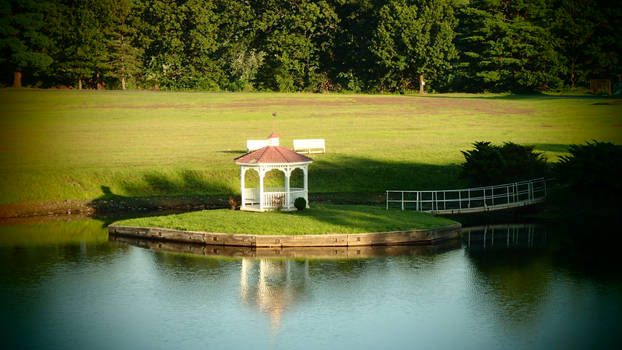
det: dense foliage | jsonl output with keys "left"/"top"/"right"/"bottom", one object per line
{"left": 1, "top": 0, "right": 620, "bottom": 92}
{"left": 460, "top": 141, "right": 548, "bottom": 186}
{"left": 555, "top": 141, "right": 622, "bottom": 196}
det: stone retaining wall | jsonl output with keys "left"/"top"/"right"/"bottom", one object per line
{"left": 108, "top": 223, "right": 461, "bottom": 247}
{"left": 109, "top": 235, "right": 462, "bottom": 259}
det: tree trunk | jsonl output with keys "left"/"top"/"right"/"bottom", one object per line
{"left": 121, "top": 76, "right": 126, "bottom": 90}
{"left": 96, "top": 73, "right": 104, "bottom": 90}
{"left": 570, "top": 61, "right": 576, "bottom": 89}
{"left": 419, "top": 74, "right": 425, "bottom": 94}
{"left": 78, "top": 78, "right": 83, "bottom": 90}
{"left": 13, "top": 71, "right": 22, "bottom": 88}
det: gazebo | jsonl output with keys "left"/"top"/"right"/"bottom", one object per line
{"left": 235, "top": 133, "right": 313, "bottom": 211}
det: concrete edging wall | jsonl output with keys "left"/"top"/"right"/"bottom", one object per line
{"left": 108, "top": 223, "right": 461, "bottom": 247}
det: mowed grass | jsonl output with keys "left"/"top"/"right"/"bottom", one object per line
{"left": 116, "top": 204, "right": 457, "bottom": 235}
{"left": 1, "top": 89, "right": 621, "bottom": 205}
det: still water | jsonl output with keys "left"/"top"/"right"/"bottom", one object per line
{"left": 1, "top": 217, "right": 621, "bottom": 350}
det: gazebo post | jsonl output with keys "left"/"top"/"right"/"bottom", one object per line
{"left": 303, "top": 166, "right": 309, "bottom": 207}
{"left": 240, "top": 166, "right": 246, "bottom": 209}
{"left": 284, "top": 168, "right": 291, "bottom": 210}
{"left": 259, "top": 167, "right": 265, "bottom": 211}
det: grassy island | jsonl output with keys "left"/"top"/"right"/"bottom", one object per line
{"left": 114, "top": 204, "right": 457, "bottom": 235}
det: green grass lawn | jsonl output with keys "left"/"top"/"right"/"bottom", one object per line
{"left": 115, "top": 204, "right": 457, "bottom": 235}
{"left": 1, "top": 89, "right": 621, "bottom": 205}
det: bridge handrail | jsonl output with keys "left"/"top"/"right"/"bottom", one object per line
{"left": 386, "top": 178, "right": 545, "bottom": 193}
{"left": 386, "top": 178, "right": 549, "bottom": 214}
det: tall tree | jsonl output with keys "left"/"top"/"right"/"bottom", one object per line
{"left": 48, "top": 0, "right": 111, "bottom": 89}
{"left": 581, "top": 0, "right": 622, "bottom": 82}
{"left": 106, "top": 0, "right": 142, "bottom": 90}
{"left": 331, "top": 0, "right": 378, "bottom": 92}
{"left": 456, "top": 0, "right": 563, "bottom": 92}
{"left": 254, "top": 0, "right": 339, "bottom": 91}
{"left": 549, "top": 0, "right": 597, "bottom": 88}
{"left": 140, "top": 0, "right": 222, "bottom": 89}
{"left": 182, "top": 0, "right": 223, "bottom": 89}
{"left": 0, "top": 0, "right": 53, "bottom": 87}
{"left": 140, "top": 0, "right": 187, "bottom": 89}
{"left": 370, "top": 0, "right": 457, "bottom": 92}
{"left": 214, "top": 0, "right": 262, "bottom": 90}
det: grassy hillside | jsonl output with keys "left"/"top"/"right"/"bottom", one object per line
{"left": 1, "top": 89, "right": 621, "bottom": 205}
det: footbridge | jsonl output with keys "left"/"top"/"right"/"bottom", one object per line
{"left": 386, "top": 178, "right": 548, "bottom": 215}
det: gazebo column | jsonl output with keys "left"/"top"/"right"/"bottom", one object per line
{"left": 303, "top": 166, "right": 309, "bottom": 208}
{"left": 240, "top": 167, "right": 246, "bottom": 209}
{"left": 259, "top": 167, "right": 265, "bottom": 211}
{"left": 284, "top": 168, "right": 291, "bottom": 209}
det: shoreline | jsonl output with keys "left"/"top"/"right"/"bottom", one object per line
{"left": 0, "top": 192, "right": 385, "bottom": 219}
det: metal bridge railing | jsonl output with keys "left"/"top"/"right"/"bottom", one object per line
{"left": 386, "top": 178, "right": 548, "bottom": 214}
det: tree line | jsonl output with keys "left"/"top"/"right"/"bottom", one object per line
{"left": 1, "top": 0, "right": 620, "bottom": 93}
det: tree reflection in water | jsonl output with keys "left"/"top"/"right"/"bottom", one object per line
{"left": 463, "top": 224, "right": 552, "bottom": 328}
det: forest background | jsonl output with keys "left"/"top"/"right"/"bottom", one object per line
{"left": 1, "top": 0, "right": 621, "bottom": 93}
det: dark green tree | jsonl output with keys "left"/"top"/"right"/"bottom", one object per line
{"left": 254, "top": 0, "right": 339, "bottom": 91}
{"left": 370, "top": 0, "right": 457, "bottom": 92}
{"left": 555, "top": 141, "right": 622, "bottom": 196}
{"left": 461, "top": 141, "right": 548, "bottom": 186}
{"left": 106, "top": 0, "right": 143, "bottom": 90}
{"left": 182, "top": 0, "right": 223, "bottom": 89}
{"left": 456, "top": 0, "right": 563, "bottom": 92}
{"left": 214, "top": 0, "right": 262, "bottom": 90}
{"left": 549, "top": 0, "right": 598, "bottom": 89}
{"left": 140, "top": 0, "right": 188, "bottom": 89}
{"left": 47, "top": 0, "right": 111, "bottom": 89}
{"left": 581, "top": 0, "right": 622, "bottom": 83}
{"left": 331, "top": 0, "right": 378, "bottom": 92}
{"left": 140, "top": 0, "right": 222, "bottom": 89}
{"left": 0, "top": 0, "right": 54, "bottom": 87}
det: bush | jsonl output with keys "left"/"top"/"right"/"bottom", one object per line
{"left": 294, "top": 197, "right": 307, "bottom": 211}
{"left": 555, "top": 141, "right": 622, "bottom": 197}
{"left": 460, "top": 141, "right": 548, "bottom": 186}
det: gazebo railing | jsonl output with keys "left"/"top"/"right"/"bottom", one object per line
{"left": 244, "top": 187, "right": 305, "bottom": 209}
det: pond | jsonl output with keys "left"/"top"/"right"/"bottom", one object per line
{"left": 1, "top": 216, "right": 621, "bottom": 349}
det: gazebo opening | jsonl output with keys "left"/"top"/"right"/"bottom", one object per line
{"left": 263, "top": 169, "right": 285, "bottom": 189}
{"left": 290, "top": 168, "right": 304, "bottom": 188}
{"left": 244, "top": 168, "right": 259, "bottom": 188}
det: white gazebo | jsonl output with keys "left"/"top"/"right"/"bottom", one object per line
{"left": 235, "top": 133, "right": 313, "bottom": 211}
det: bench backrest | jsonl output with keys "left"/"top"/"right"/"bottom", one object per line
{"left": 246, "top": 140, "right": 269, "bottom": 152}
{"left": 293, "top": 139, "right": 326, "bottom": 153}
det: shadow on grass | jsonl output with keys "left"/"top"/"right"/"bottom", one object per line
{"left": 310, "top": 155, "right": 464, "bottom": 192}
{"left": 532, "top": 143, "right": 570, "bottom": 154}
{"left": 119, "top": 170, "right": 234, "bottom": 197}
{"left": 219, "top": 150, "right": 247, "bottom": 154}
{"left": 89, "top": 169, "right": 238, "bottom": 226}
{"left": 293, "top": 206, "right": 414, "bottom": 234}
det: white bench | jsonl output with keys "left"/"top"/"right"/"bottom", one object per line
{"left": 293, "top": 139, "right": 326, "bottom": 154}
{"left": 246, "top": 140, "right": 269, "bottom": 152}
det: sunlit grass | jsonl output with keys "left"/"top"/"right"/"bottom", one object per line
{"left": 115, "top": 204, "right": 458, "bottom": 235}
{"left": 1, "top": 89, "right": 621, "bottom": 204}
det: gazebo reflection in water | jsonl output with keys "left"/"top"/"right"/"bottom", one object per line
{"left": 239, "top": 258, "right": 310, "bottom": 333}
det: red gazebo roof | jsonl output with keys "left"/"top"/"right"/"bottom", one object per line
{"left": 235, "top": 146, "right": 313, "bottom": 164}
